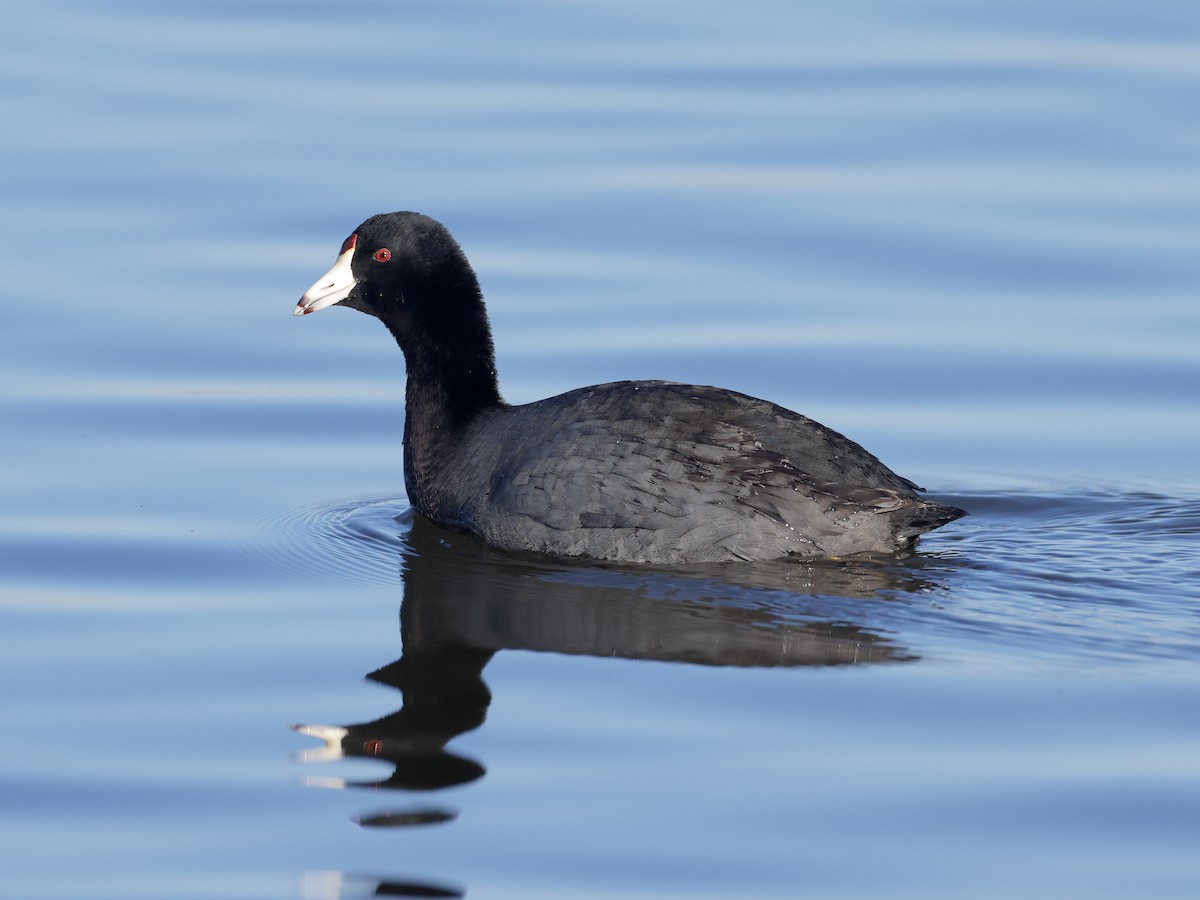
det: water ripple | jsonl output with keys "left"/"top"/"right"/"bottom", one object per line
{"left": 259, "top": 489, "right": 1200, "bottom": 668}
{"left": 927, "top": 490, "right": 1200, "bottom": 665}
{"left": 250, "top": 497, "right": 414, "bottom": 589}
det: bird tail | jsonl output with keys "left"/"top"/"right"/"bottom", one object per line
{"left": 891, "top": 499, "right": 967, "bottom": 545}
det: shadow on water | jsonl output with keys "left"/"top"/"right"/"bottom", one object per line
{"left": 292, "top": 511, "right": 949, "bottom": 898}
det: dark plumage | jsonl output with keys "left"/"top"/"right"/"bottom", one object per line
{"left": 296, "top": 212, "right": 965, "bottom": 563}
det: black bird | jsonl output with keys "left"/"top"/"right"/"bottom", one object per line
{"left": 295, "top": 212, "right": 965, "bottom": 563}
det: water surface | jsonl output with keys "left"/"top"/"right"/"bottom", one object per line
{"left": 2, "top": 1, "right": 1199, "bottom": 897}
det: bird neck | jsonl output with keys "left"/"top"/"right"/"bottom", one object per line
{"left": 384, "top": 308, "right": 503, "bottom": 510}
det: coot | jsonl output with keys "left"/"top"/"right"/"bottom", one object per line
{"left": 295, "top": 212, "right": 965, "bottom": 563}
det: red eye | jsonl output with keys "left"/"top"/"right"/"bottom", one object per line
{"left": 373, "top": 248, "right": 391, "bottom": 262}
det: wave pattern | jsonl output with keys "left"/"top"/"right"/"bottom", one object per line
{"left": 250, "top": 497, "right": 414, "bottom": 589}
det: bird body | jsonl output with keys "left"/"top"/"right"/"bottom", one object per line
{"left": 296, "top": 212, "right": 965, "bottom": 564}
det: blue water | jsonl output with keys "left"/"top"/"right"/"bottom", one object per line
{"left": 2, "top": 1, "right": 1199, "bottom": 897}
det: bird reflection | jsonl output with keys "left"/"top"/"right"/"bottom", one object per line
{"left": 295, "top": 641, "right": 490, "bottom": 793}
{"left": 301, "top": 870, "right": 463, "bottom": 899}
{"left": 294, "top": 512, "right": 942, "bottom": 897}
